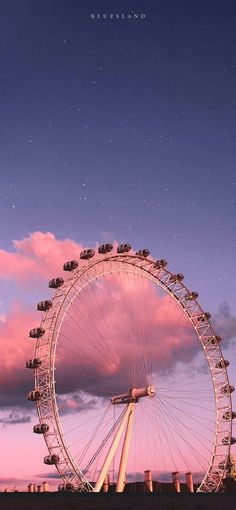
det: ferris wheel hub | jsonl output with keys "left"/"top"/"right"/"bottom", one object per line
{"left": 111, "top": 384, "right": 155, "bottom": 405}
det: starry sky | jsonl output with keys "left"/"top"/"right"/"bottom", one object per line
{"left": 1, "top": 0, "right": 236, "bottom": 311}
{"left": 0, "top": 0, "right": 236, "bottom": 490}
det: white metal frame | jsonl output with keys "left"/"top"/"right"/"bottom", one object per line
{"left": 32, "top": 252, "right": 233, "bottom": 492}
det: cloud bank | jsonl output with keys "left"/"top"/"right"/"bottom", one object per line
{"left": 0, "top": 232, "right": 235, "bottom": 415}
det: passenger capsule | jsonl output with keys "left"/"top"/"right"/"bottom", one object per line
{"left": 220, "top": 384, "right": 235, "bottom": 394}
{"left": 63, "top": 260, "right": 78, "bottom": 271}
{"left": 98, "top": 243, "right": 113, "bottom": 254}
{"left": 27, "top": 390, "right": 41, "bottom": 401}
{"left": 65, "top": 483, "right": 75, "bottom": 491}
{"left": 58, "top": 483, "right": 72, "bottom": 492}
{"left": 218, "top": 459, "right": 233, "bottom": 470}
{"left": 26, "top": 358, "right": 42, "bottom": 369}
{"left": 135, "top": 249, "right": 150, "bottom": 258}
{"left": 49, "top": 277, "right": 64, "bottom": 289}
{"left": 153, "top": 259, "right": 167, "bottom": 269}
{"left": 215, "top": 359, "right": 229, "bottom": 369}
{"left": 222, "top": 436, "right": 236, "bottom": 445}
{"left": 58, "top": 484, "right": 66, "bottom": 492}
{"left": 208, "top": 336, "right": 221, "bottom": 345}
{"left": 44, "top": 454, "right": 59, "bottom": 465}
{"left": 117, "top": 244, "right": 131, "bottom": 254}
{"left": 223, "top": 411, "right": 236, "bottom": 420}
{"left": 37, "top": 300, "right": 52, "bottom": 312}
{"left": 80, "top": 249, "right": 95, "bottom": 260}
{"left": 185, "top": 291, "right": 199, "bottom": 301}
{"left": 226, "top": 459, "right": 234, "bottom": 469}
{"left": 169, "top": 273, "right": 184, "bottom": 283}
{"left": 33, "top": 423, "right": 49, "bottom": 434}
{"left": 29, "top": 327, "right": 45, "bottom": 338}
{"left": 197, "top": 312, "right": 211, "bottom": 322}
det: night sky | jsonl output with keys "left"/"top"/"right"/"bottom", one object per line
{"left": 0, "top": 0, "right": 236, "bottom": 488}
{"left": 1, "top": 1, "right": 236, "bottom": 310}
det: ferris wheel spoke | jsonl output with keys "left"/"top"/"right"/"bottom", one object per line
{"left": 159, "top": 393, "right": 214, "bottom": 402}
{"left": 139, "top": 399, "right": 191, "bottom": 472}
{"left": 56, "top": 356, "right": 106, "bottom": 382}
{"left": 153, "top": 396, "right": 215, "bottom": 431}
{"left": 147, "top": 399, "right": 180, "bottom": 471}
{"left": 58, "top": 331, "right": 109, "bottom": 374}
{"left": 156, "top": 395, "right": 214, "bottom": 453}
{"left": 63, "top": 312, "right": 115, "bottom": 368}
{"left": 124, "top": 272, "right": 152, "bottom": 383}
{"left": 82, "top": 405, "right": 128, "bottom": 474}
{"left": 161, "top": 393, "right": 215, "bottom": 411}
{"left": 70, "top": 292, "right": 118, "bottom": 366}
{"left": 87, "top": 279, "right": 128, "bottom": 363}
{"left": 158, "top": 373, "right": 213, "bottom": 390}
{"left": 63, "top": 406, "right": 109, "bottom": 439}
{"left": 115, "top": 271, "right": 139, "bottom": 386}
{"left": 150, "top": 396, "right": 210, "bottom": 469}
{"left": 60, "top": 405, "right": 108, "bottom": 425}
{"left": 104, "top": 272, "right": 135, "bottom": 384}
{"left": 73, "top": 404, "right": 112, "bottom": 464}
{"left": 69, "top": 286, "right": 134, "bottom": 383}
{"left": 154, "top": 398, "right": 209, "bottom": 470}
{"left": 155, "top": 396, "right": 215, "bottom": 428}
{"left": 138, "top": 401, "right": 169, "bottom": 473}
{"left": 140, "top": 399, "right": 185, "bottom": 470}
{"left": 72, "top": 413, "right": 113, "bottom": 469}
{"left": 80, "top": 282, "right": 126, "bottom": 365}
{"left": 159, "top": 388, "right": 214, "bottom": 395}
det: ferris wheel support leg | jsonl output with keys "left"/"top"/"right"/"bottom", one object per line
{"left": 116, "top": 402, "right": 135, "bottom": 493}
{"left": 93, "top": 404, "right": 132, "bottom": 493}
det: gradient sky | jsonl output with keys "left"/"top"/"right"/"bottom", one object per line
{"left": 0, "top": 0, "right": 236, "bottom": 490}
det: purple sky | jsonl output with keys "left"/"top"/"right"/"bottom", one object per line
{"left": 1, "top": 1, "right": 236, "bottom": 312}
{"left": 0, "top": 0, "right": 235, "bottom": 490}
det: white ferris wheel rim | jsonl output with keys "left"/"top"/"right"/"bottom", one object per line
{"left": 33, "top": 251, "right": 233, "bottom": 493}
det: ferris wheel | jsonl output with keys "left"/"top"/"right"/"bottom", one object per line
{"left": 26, "top": 243, "right": 236, "bottom": 493}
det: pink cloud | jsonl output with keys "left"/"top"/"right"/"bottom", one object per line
{"left": 0, "top": 303, "right": 38, "bottom": 405}
{"left": 0, "top": 231, "right": 84, "bottom": 284}
{"left": 55, "top": 275, "right": 198, "bottom": 399}
{"left": 0, "top": 255, "right": 197, "bottom": 410}
{"left": 1, "top": 231, "right": 234, "bottom": 487}
{"left": 0, "top": 231, "right": 234, "bottom": 414}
